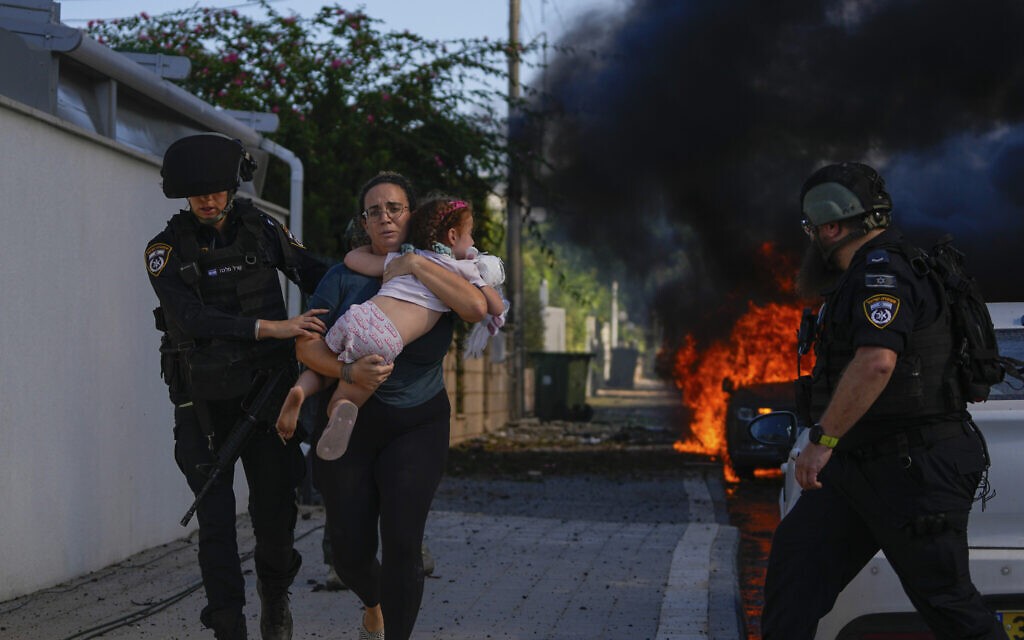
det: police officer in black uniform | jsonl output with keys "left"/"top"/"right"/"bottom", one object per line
{"left": 760, "top": 162, "right": 1005, "bottom": 639}
{"left": 145, "top": 133, "right": 328, "bottom": 640}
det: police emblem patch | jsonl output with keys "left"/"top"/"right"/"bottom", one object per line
{"left": 864, "top": 293, "right": 900, "bottom": 329}
{"left": 146, "top": 243, "right": 172, "bottom": 277}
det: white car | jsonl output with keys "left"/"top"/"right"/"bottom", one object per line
{"left": 754, "top": 302, "right": 1024, "bottom": 640}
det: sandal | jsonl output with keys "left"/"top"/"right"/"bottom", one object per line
{"left": 316, "top": 400, "right": 358, "bottom": 461}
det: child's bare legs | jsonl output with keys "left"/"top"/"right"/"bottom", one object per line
{"left": 315, "top": 379, "right": 374, "bottom": 461}
{"left": 276, "top": 369, "right": 328, "bottom": 440}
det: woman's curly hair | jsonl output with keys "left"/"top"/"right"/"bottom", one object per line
{"left": 408, "top": 196, "right": 472, "bottom": 250}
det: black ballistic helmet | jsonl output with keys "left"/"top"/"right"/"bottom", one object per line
{"left": 160, "top": 133, "right": 257, "bottom": 198}
{"left": 800, "top": 162, "right": 892, "bottom": 228}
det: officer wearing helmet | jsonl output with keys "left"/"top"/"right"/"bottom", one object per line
{"left": 761, "top": 162, "right": 1004, "bottom": 639}
{"left": 145, "top": 133, "right": 328, "bottom": 640}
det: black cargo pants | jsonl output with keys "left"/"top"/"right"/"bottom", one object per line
{"left": 761, "top": 423, "right": 1006, "bottom": 640}
{"left": 174, "top": 397, "right": 304, "bottom": 625}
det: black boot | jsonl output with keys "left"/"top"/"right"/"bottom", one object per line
{"left": 201, "top": 607, "right": 248, "bottom": 640}
{"left": 257, "top": 580, "right": 293, "bottom": 640}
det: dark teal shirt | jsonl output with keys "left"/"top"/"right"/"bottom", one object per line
{"left": 308, "top": 263, "right": 452, "bottom": 407}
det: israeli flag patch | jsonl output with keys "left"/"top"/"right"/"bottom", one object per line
{"left": 865, "top": 273, "right": 897, "bottom": 289}
{"left": 864, "top": 294, "right": 900, "bottom": 329}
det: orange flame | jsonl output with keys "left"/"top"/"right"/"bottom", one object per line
{"left": 672, "top": 300, "right": 813, "bottom": 479}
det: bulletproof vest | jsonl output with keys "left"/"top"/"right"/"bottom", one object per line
{"left": 163, "top": 201, "right": 293, "bottom": 399}
{"left": 807, "top": 266, "right": 961, "bottom": 424}
{"left": 172, "top": 202, "right": 286, "bottom": 321}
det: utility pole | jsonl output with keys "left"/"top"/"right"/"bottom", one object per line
{"left": 507, "top": 0, "right": 525, "bottom": 421}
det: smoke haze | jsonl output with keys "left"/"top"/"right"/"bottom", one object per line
{"left": 530, "top": 0, "right": 1024, "bottom": 344}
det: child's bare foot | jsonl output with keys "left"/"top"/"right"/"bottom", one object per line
{"left": 316, "top": 400, "right": 359, "bottom": 461}
{"left": 275, "top": 386, "right": 305, "bottom": 440}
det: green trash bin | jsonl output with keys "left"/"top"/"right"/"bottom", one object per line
{"left": 530, "top": 352, "right": 593, "bottom": 421}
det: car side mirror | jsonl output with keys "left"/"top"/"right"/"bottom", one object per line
{"left": 748, "top": 411, "right": 798, "bottom": 446}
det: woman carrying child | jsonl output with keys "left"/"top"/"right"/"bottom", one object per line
{"left": 276, "top": 196, "right": 505, "bottom": 457}
{"left": 289, "top": 173, "right": 495, "bottom": 640}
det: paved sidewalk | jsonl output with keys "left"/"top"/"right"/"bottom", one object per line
{"left": 0, "top": 479, "right": 741, "bottom": 640}
{"left": 0, "top": 385, "right": 745, "bottom": 639}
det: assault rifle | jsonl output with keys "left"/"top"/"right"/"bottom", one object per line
{"left": 180, "top": 366, "right": 292, "bottom": 527}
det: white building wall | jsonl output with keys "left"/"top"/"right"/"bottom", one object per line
{"left": 0, "top": 96, "right": 258, "bottom": 601}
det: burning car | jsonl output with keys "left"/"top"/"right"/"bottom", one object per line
{"left": 751, "top": 302, "right": 1024, "bottom": 639}
{"left": 723, "top": 379, "right": 797, "bottom": 479}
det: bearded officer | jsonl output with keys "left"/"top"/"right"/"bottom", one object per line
{"left": 761, "top": 162, "right": 1003, "bottom": 640}
{"left": 145, "top": 133, "right": 328, "bottom": 639}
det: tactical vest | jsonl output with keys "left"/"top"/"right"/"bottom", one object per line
{"left": 160, "top": 200, "right": 295, "bottom": 400}
{"left": 805, "top": 264, "right": 961, "bottom": 426}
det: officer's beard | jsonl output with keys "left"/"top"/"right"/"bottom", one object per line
{"left": 795, "top": 241, "right": 841, "bottom": 298}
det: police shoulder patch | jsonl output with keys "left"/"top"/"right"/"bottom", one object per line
{"left": 146, "top": 243, "right": 172, "bottom": 277}
{"left": 863, "top": 293, "right": 900, "bottom": 329}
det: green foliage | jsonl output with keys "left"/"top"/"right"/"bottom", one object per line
{"left": 87, "top": 1, "right": 523, "bottom": 259}
{"left": 521, "top": 219, "right": 611, "bottom": 352}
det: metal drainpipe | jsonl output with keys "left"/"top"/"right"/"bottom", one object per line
{"left": 259, "top": 138, "right": 304, "bottom": 317}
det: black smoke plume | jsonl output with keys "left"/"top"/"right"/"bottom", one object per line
{"left": 527, "top": 0, "right": 1024, "bottom": 348}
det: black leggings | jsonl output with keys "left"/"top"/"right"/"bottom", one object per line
{"left": 312, "top": 389, "right": 450, "bottom": 640}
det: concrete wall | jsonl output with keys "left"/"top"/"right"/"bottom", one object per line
{"left": 0, "top": 96, "right": 256, "bottom": 602}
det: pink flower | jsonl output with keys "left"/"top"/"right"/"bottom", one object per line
{"left": 218, "top": 89, "right": 227, "bottom": 97}
{"left": 222, "top": 52, "right": 238, "bottom": 63}
{"left": 367, "top": 114, "right": 375, "bottom": 123}
{"left": 87, "top": 20, "right": 94, "bottom": 28}
{"left": 140, "top": 11, "right": 150, "bottom": 19}
{"left": 278, "top": 78, "right": 287, "bottom": 86}
{"left": 381, "top": 92, "right": 391, "bottom": 101}
{"left": 331, "top": 58, "right": 342, "bottom": 69}
{"left": 434, "top": 155, "right": 444, "bottom": 167}
{"left": 271, "top": 105, "right": 280, "bottom": 113}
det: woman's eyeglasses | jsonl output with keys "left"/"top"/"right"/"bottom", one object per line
{"left": 362, "top": 202, "right": 408, "bottom": 222}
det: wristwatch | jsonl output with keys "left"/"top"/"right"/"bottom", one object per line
{"left": 809, "top": 423, "right": 840, "bottom": 449}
